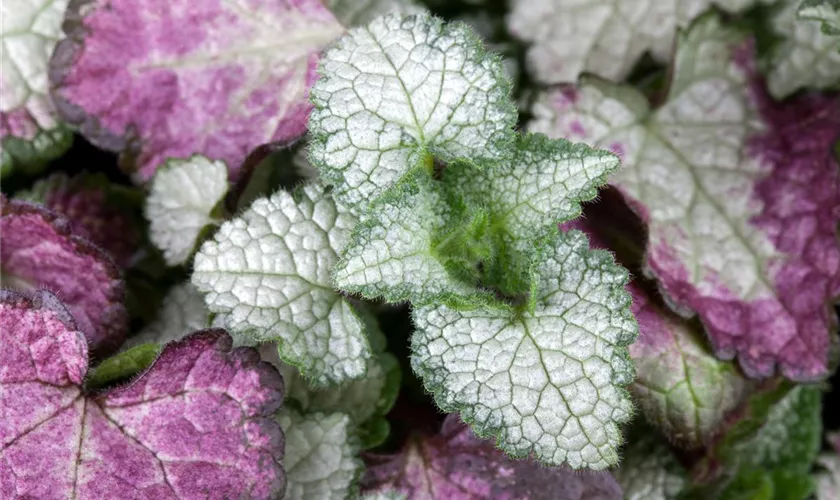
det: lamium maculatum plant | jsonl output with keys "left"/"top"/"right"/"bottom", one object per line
{"left": 2, "top": 0, "right": 840, "bottom": 499}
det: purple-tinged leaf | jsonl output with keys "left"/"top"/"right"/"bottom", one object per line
{"left": 49, "top": 0, "right": 345, "bottom": 182}
{"left": 562, "top": 214, "right": 749, "bottom": 447}
{"left": 361, "top": 415, "right": 622, "bottom": 500}
{"left": 628, "top": 284, "right": 750, "bottom": 445}
{"left": 0, "top": 289, "right": 286, "bottom": 500}
{"left": 17, "top": 172, "right": 142, "bottom": 268}
{"left": 530, "top": 15, "right": 840, "bottom": 380}
{"left": 0, "top": 196, "right": 127, "bottom": 355}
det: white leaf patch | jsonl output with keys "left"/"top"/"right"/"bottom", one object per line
{"left": 1, "top": 0, "right": 72, "bottom": 170}
{"left": 127, "top": 283, "right": 212, "bottom": 348}
{"left": 309, "top": 13, "right": 517, "bottom": 211}
{"left": 261, "top": 319, "right": 396, "bottom": 426}
{"left": 766, "top": 0, "right": 840, "bottom": 98}
{"left": 333, "top": 176, "right": 488, "bottom": 306}
{"left": 528, "top": 16, "right": 776, "bottom": 322}
{"left": 191, "top": 183, "right": 371, "bottom": 386}
{"left": 325, "top": 0, "right": 424, "bottom": 27}
{"left": 146, "top": 156, "right": 229, "bottom": 266}
{"left": 506, "top": 0, "right": 766, "bottom": 84}
{"left": 279, "top": 409, "right": 362, "bottom": 500}
{"left": 800, "top": 0, "right": 840, "bottom": 34}
{"left": 411, "top": 230, "right": 638, "bottom": 469}
{"left": 360, "top": 492, "right": 407, "bottom": 500}
{"left": 817, "top": 452, "right": 840, "bottom": 500}
{"left": 614, "top": 436, "right": 687, "bottom": 500}
{"left": 444, "top": 133, "right": 618, "bottom": 293}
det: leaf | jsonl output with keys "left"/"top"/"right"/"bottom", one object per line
{"left": 765, "top": 0, "right": 840, "bottom": 99}
{"left": 86, "top": 343, "right": 161, "bottom": 388}
{"left": 0, "top": 196, "right": 127, "bottom": 355}
{"left": 564, "top": 215, "right": 749, "bottom": 446}
{"left": 50, "top": 0, "right": 345, "bottom": 181}
{"left": 799, "top": 0, "right": 840, "bottom": 35}
{"left": 0, "top": 0, "right": 73, "bottom": 176}
{"left": 192, "top": 182, "right": 372, "bottom": 386}
{"left": 722, "top": 386, "right": 822, "bottom": 473}
{"left": 629, "top": 281, "right": 750, "bottom": 445}
{"left": 325, "top": 0, "right": 424, "bottom": 27}
{"left": 17, "top": 172, "right": 143, "bottom": 268}
{"left": 308, "top": 13, "right": 517, "bottom": 211}
{"left": 361, "top": 492, "right": 407, "bottom": 500}
{"left": 0, "top": 289, "right": 285, "bottom": 499}
{"left": 443, "top": 132, "right": 619, "bottom": 295}
{"left": 455, "top": 11, "right": 520, "bottom": 90}
{"left": 261, "top": 309, "right": 401, "bottom": 449}
{"left": 411, "top": 230, "right": 638, "bottom": 469}
{"left": 146, "top": 156, "right": 229, "bottom": 266}
{"left": 333, "top": 175, "right": 492, "bottom": 307}
{"left": 816, "top": 432, "right": 840, "bottom": 500}
{"left": 506, "top": 0, "right": 767, "bottom": 85}
{"left": 614, "top": 435, "right": 687, "bottom": 500}
{"left": 684, "top": 386, "right": 822, "bottom": 499}
{"left": 717, "top": 469, "right": 774, "bottom": 500}
{"left": 279, "top": 409, "right": 362, "bottom": 500}
{"left": 127, "top": 282, "right": 213, "bottom": 347}
{"left": 529, "top": 14, "right": 840, "bottom": 380}
{"left": 361, "top": 414, "right": 623, "bottom": 499}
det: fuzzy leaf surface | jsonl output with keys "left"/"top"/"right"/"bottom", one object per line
{"left": 0, "top": 0, "right": 72, "bottom": 175}
{"left": 192, "top": 183, "right": 371, "bottom": 386}
{"left": 362, "top": 415, "right": 623, "bottom": 498}
{"left": 0, "top": 290, "right": 285, "bottom": 499}
{"left": 529, "top": 15, "right": 840, "bottom": 380}
{"left": 412, "top": 230, "right": 637, "bottom": 469}
{"left": 334, "top": 176, "right": 488, "bottom": 306}
{"left": 0, "top": 197, "right": 127, "bottom": 355}
{"left": 507, "top": 0, "right": 765, "bottom": 84}
{"left": 279, "top": 409, "right": 362, "bottom": 500}
{"left": 146, "top": 156, "right": 229, "bottom": 266}
{"left": 766, "top": 0, "right": 840, "bottom": 98}
{"left": 444, "top": 133, "right": 618, "bottom": 294}
{"left": 50, "top": 0, "right": 344, "bottom": 181}
{"left": 308, "top": 13, "right": 517, "bottom": 211}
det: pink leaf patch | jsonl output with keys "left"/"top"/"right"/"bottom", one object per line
{"left": 18, "top": 173, "right": 142, "bottom": 268}
{"left": 0, "top": 289, "right": 285, "bottom": 500}
{"left": 49, "top": 0, "right": 344, "bottom": 181}
{"left": 0, "top": 196, "right": 127, "bottom": 355}
{"left": 529, "top": 16, "right": 840, "bottom": 380}
{"left": 361, "top": 415, "right": 622, "bottom": 500}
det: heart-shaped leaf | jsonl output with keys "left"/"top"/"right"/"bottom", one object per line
{"left": 0, "top": 289, "right": 285, "bottom": 499}
{"left": 308, "top": 13, "right": 517, "bottom": 211}
{"left": 0, "top": 196, "right": 127, "bottom": 355}
{"left": 412, "top": 230, "right": 637, "bottom": 469}
{"left": 50, "top": 0, "right": 344, "bottom": 181}
{"left": 529, "top": 14, "right": 840, "bottom": 380}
